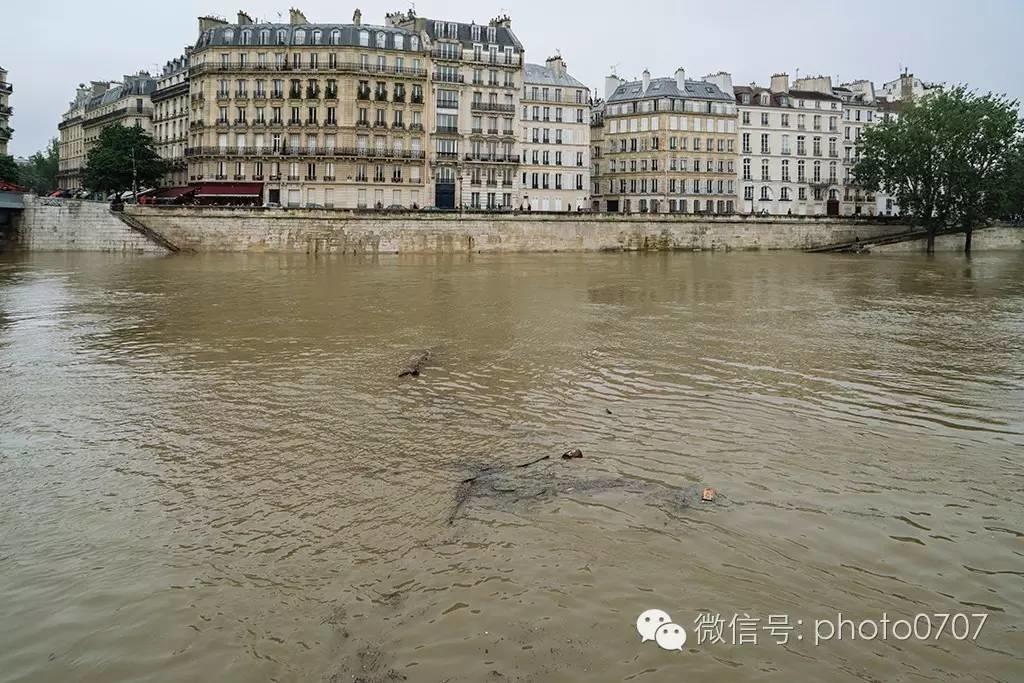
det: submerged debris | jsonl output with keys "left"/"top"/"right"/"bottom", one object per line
{"left": 398, "top": 350, "right": 431, "bottom": 377}
{"left": 446, "top": 449, "right": 726, "bottom": 524}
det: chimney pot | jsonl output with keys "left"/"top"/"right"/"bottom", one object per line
{"left": 641, "top": 69, "right": 650, "bottom": 92}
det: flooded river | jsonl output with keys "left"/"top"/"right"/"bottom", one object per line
{"left": 1, "top": 250, "right": 1022, "bottom": 682}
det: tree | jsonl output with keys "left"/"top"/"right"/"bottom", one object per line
{"left": 854, "top": 87, "right": 1022, "bottom": 254}
{"left": 0, "top": 154, "right": 19, "bottom": 185}
{"left": 18, "top": 138, "right": 60, "bottom": 195}
{"left": 997, "top": 139, "right": 1024, "bottom": 222}
{"left": 83, "top": 124, "right": 166, "bottom": 197}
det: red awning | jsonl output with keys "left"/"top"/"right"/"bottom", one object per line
{"left": 152, "top": 186, "right": 197, "bottom": 199}
{"left": 0, "top": 180, "right": 26, "bottom": 192}
{"left": 194, "top": 183, "right": 263, "bottom": 197}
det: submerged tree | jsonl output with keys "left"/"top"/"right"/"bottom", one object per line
{"left": 83, "top": 124, "right": 166, "bottom": 197}
{"left": 854, "top": 87, "right": 1022, "bottom": 254}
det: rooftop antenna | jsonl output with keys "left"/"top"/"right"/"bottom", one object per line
{"left": 609, "top": 63, "right": 620, "bottom": 76}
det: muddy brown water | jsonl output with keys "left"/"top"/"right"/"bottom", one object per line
{"left": 1, "top": 250, "right": 1022, "bottom": 682}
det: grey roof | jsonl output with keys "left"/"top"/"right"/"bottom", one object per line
{"left": 419, "top": 18, "right": 522, "bottom": 51}
{"left": 607, "top": 76, "right": 732, "bottom": 103}
{"left": 85, "top": 76, "right": 156, "bottom": 111}
{"left": 523, "top": 62, "right": 585, "bottom": 89}
{"left": 196, "top": 23, "right": 422, "bottom": 52}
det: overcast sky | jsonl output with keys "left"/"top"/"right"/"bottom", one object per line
{"left": 3, "top": 0, "right": 1023, "bottom": 157}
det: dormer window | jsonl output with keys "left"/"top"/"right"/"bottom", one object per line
{"left": 294, "top": 29, "right": 306, "bottom": 44}
{"left": 394, "top": 34, "right": 404, "bottom": 49}
{"left": 487, "top": 26, "right": 496, "bottom": 43}
{"left": 471, "top": 25, "right": 481, "bottom": 41}
{"left": 259, "top": 29, "right": 269, "bottom": 45}
{"left": 240, "top": 30, "right": 251, "bottom": 45}
{"left": 223, "top": 28, "right": 234, "bottom": 43}
{"left": 434, "top": 21, "right": 443, "bottom": 36}
{"left": 331, "top": 29, "right": 340, "bottom": 45}
{"left": 761, "top": 94, "right": 769, "bottom": 105}
{"left": 741, "top": 94, "right": 750, "bottom": 104}
{"left": 359, "top": 30, "right": 369, "bottom": 46}
{"left": 277, "top": 29, "right": 287, "bottom": 45}
{"left": 375, "top": 32, "right": 386, "bottom": 48}
{"left": 410, "top": 36, "right": 419, "bottom": 51}
{"left": 312, "top": 29, "right": 321, "bottom": 44}
{"left": 448, "top": 23, "right": 458, "bottom": 39}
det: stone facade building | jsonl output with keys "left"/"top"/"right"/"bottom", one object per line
{"left": 187, "top": 9, "right": 430, "bottom": 208}
{"left": 153, "top": 53, "right": 191, "bottom": 187}
{"left": 57, "top": 77, "right": 155, "bottom": 190}
{"left": 0, "top": 67, "right": 11, "bottom": 156}
{"left": 594, "top": 69, "right": 737, "bottom": 214}
{"left": 387, "top": 11, "right": 524, "bottom": 210}
{"left": 589, "top": 98, "right": 605, "bottom": 211}
{"left": 518, "top": 56, "right": 590, "bottom": 211}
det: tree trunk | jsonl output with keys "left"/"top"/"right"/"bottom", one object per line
{"left": 964, "top": 225, "right": 973, "bottom": 256}
{"left": 926, "top": 225, "right": 936, "bottom": 254}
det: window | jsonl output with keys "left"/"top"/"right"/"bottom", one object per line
{"left": 742, "top": 158, "right": 751, "bottom": 180}
{"left": 761, "top": 159, "right": 769, "bottom": 181}
{"left": 359, "top": 30, "right": 369, "bottom": 47}
{"left": 376, "top": 32, "right": 386, "bottom": 48}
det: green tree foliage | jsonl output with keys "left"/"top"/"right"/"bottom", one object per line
{"left": 0, "top": 154, "right": 19, "bottom": 185}
{"left": 854, "top": 87, "right": 1022, "bottom": 253}
{"left": 83, "top": 124, "right": 166, "bottom": 197}
{"left": 18, "top": 138, "right": 60, "bottom": 195}
{"left": 999, "top": 141, "right": 1024, "bottom": 222}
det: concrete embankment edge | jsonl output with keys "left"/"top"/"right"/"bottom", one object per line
{"left": 122, "top": 207, "right": 915, "bottom": 254}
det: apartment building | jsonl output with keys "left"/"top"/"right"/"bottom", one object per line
{"left": 57, "top": 83, "right": 102, "bottom": 190}
{"left": 736, "top": 74, "right": 844, "bottom": 216}
{"left": 153, "top": 53, "right": 190, "bottom": 187}
{"left": 881, "top": 69, "right": 942, "bottom": 102}
{"left": 518, "top": 55, "right": 590, "bottom": 211}
{"left": 833, "top": 79, "right": 880, "bottom": 216}
{"left": 589, "top": 98, "right": 605, "bottom": 211}
{"left": 56, "top": 76, "right": 156, "bottom": 191}
{"left": 188, "top": 9, "right": 430, "bottom": 208}
{"left": 0, "top": 67, "right": 11, "bottom": 156}
{"left": 595, "top": 69, "right": 737, "bottom": 214}
{"left": 387, "top": 11, "right": 523, "bottom": 209}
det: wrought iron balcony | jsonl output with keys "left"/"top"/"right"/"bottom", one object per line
{"left": 464, "top": 153, "right": 520, "bottom": 163}
{"left": 432, "top": 72, "right": 464, "bottom": 83}
{"left": 471, "top": 102, "right": 515, "bottom": 114}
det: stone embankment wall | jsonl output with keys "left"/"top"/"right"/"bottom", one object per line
{"left": 16, "top": 196, "right": 169, "bottom": 254}
{"left": 871, "top": 226, "right": 1023, "bottom": 253}
{"left": 126, "top": 206, "right": 911, "bottom": 254}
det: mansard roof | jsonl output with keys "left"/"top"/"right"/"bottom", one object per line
{"left": 523, "top": 62, "right": 586, "bottom": 89}
{"left": 196, "top": 23, "right": 423, "bottom": 52}
{"left": 607, "top": 77, "right": 732, "bottom": 103}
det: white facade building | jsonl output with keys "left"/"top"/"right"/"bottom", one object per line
{"left": 517, "top": 55, "right": 590, "bottom": 211}
{"left": 735, "top": 73, "right": 842, "bottom": 216}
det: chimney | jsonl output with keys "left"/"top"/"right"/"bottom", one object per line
{"left": 770, "top": 73, "right": 789, "bottom": 93}
{"left": 546, "top": 54, "right": 565, "bottom": 76}
{"left": 675, "top": 67, "right": 686, "bottom": 91}
{"left": 237, "top": 11, "right": 253, "bottom": 25}
{"left": 703, "top": 71, "right": 733, "bottom": 96}
{"left": 353, "top": 8, "right": 362, "bottom": 26}
{"left": 641, "top": 69, "right": 650, "bottom": 92}
{"left": 289, "top": 8, "right": 307, "bottom": 25}
{"left": 198, "top": 15, "right": 229, "bottom": 33}
{"left": 604, "top": 74, "right": 623, "bottom": 99}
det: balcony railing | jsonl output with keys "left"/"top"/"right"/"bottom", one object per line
{"left": 357, "top": 89, "right": 371, "bottom": 100}
{"left": 471, "top": 102, "right": 515, "bottom": 114}
{"left": 432, "top": 72, "right": 464, "bottom": 83}
{"left": 436, "top": 125, "right": 459, "bottom": 134}
{"left": 411, "top": 94, "right": 424, "bottom": 104}
{"left": 185, "top": 146, "right": 426, "bottom": 160}
{"left": 464, "top": 153, "right": 520, "bottom": 163}
{"left": 189, "top": 61, "right": 427, "bottom": 78}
